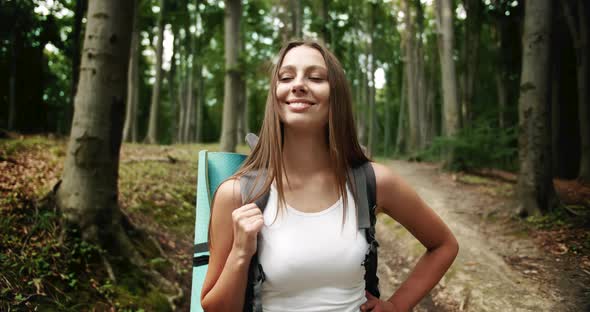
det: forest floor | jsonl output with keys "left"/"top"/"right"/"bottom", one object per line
{"left": 1, "top": 135, "right": 589, "bottom": 311}
{"left": 376, "top": 160, "right": 590, "bottom": 312}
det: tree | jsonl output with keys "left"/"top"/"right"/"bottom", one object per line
{"left": 561, "top": 0, "right": 590, "bottom": 182}
{"left": 290, "top": 0, "right": 303, "bottom": 38}
{"left": 54, "top": 0, "right": 180, "bottom": 301}
{"left": 460, "top": 0, "right": 482, "bottom": 126}
{"left": 516, "top": 0, "right": 560, "bottom": 216}
{"left": 68, "top": 0, "right": 87, "bottom": 131}
{"left": 219, "top": 0, "right": 242, "bottom": 152}
{"left": 144, "top": 0, "right": 165, "bottom": 144}
{"left": 123, "top": 0, "right": 140, "bottom": 143}
{"left": 435, "top": 0, "right": 460, "bottom": 139}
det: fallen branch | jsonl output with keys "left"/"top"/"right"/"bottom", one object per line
{"left": 122, "top": 155, "right": 179, "bottom": 164}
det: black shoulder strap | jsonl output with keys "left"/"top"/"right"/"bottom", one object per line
{"left": 351, "top": 161, "right": 376, "bottom": 229}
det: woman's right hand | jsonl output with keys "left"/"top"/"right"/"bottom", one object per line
{"left": 231, "top": 203, "right": 264, "bottom": 258}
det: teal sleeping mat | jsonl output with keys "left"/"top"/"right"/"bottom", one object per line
{"left": 191, "top": 150, "right": 246, "bottom": 312}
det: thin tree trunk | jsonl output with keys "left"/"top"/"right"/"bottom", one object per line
{"left": 402, "top": 0, "right": 420, "bottom": 152}
{"left": 168, "top": 26, "right": 178, "bottom": 143}
{"left": 516, "top": 0, "right": 559, "bottom": 216}
{"left": 8, "top": 27, "right": 17, "bottom": 130}
{"left": 219, "top": 0, "right": 242, "bottom": 152}
{"left": 461, "top": 0, "right": 482, "bottom": 126}
{"left": 184, "top": 27, "right": 195, "bottom": 143}
{"left": 194, "top": 0, "right": 204, "bottom": 143}
{"left": 367, "top": 3, "right": 376, "bottom": 156}
{"left": 123, "top": 0, "right": 139, "bottom": 143}
{"left": 321, "top": 0, "right": 330, "bottom": 45}
{"left": 436, "top": 0, "right": 460, "bottom": 138}
{"left": 144, "top": 0, "right": 165, "bottom": 144}
{"left": 551, "top": 56, "right": 562, "bottom": 177}
{"left": 562, "top": 0, "right": 590, "bottom": 182}
{"left": 68, "top": 0, "right": 87, "bottom": 133}
{"left": 290, "top": 0, "right": 303, "bottom": 38}
{"left": 195, "top": 67, "right": 204, "bottom": 143}
{"left": 396, "top": 64, "right": 407, "bottom": 155}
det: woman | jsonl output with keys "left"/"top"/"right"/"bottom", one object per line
{"left": 200, "top": 40, "right": 459, "bottom": 312}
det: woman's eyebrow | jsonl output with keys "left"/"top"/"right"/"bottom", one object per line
{"left": 279, "top": 64, "right": 328, "bottom": 72}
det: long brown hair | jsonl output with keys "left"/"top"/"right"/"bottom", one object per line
{"left": 234, "top": 39, "right": 370, "bottom": 219}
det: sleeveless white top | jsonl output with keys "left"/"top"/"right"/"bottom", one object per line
{"left": 258, "top": 182, "right": 369, "bottom": 312}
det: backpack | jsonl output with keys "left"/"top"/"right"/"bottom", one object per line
{"left": 191, "top": 134, "right": 380, "bottom": 312}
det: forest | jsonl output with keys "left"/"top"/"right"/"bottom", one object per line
{"left": 1, "top": 0, "right": 589, "bottom": 310}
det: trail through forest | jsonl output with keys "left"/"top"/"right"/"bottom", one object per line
{"left": 376, "top": 160, "right": 590, "bottom": 312}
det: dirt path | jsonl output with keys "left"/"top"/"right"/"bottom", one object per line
{"left": 376, "top": 160, "right": 589, "bottom": 312}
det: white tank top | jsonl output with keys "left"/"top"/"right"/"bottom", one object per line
{"left": 258, "top": 182, "right": 369, "bottom": 312}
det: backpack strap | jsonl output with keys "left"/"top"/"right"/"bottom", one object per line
{"left": 359, "top": 161, "right": 380, "bottom": 298}
{"left": 239, "top": 170, "right": 268, "bottom": 312}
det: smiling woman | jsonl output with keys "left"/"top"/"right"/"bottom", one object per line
{"left": 200, "top": 40, "right": 459, "bottom": 312}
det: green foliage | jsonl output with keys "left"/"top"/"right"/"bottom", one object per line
{"left": 418, "top": 120, "right": 518, "bottom": 171}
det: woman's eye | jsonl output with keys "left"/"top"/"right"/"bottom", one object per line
{"left": 309, "top": 77, "right": 324, "bottom": 81}
{"left": 279, "top": 77, "right": 293, "bottom": 81}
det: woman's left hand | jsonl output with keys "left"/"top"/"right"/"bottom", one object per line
{"left": 360, "top": 291, "right": 401, "bottom": 312}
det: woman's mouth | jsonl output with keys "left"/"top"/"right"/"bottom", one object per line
{"left": 286, "top": 101, "right": 314, "bottom": 112}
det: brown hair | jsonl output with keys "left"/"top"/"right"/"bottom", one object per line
{"left": 234, "top": 39, "right": 370, "bottom": 220}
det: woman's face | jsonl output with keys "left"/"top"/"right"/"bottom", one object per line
{"left": 276, "top": 45, "right": 330, "bottom": 131}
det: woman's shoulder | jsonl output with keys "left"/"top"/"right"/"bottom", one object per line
{"left": 213, "top": 177, "right": 243, "bottom": 211}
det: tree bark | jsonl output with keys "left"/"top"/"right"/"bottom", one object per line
{"left": 561, "top": 0, "right": 590, "bottom": 182}
{"left": 516, "top": 0, "right": 560, "bottom": 216}
{"left": 436, "top": 0, "right": 460, "bottom": 138}
{"left": 460, "top": 0, "right": 482, "bottom": 126}
{"left": 290, "top": 0, "right": 303, "bottom": 38}
{"left": 8, "top": 26, "right": 17, "bottom": 131}
{"left": 56, "top": 0, "right": 138, "bottom": 264}
{"left": 402, "top": 0, "right": 420, "bottom": 152}
{"left": 123, "top": 0, "right": 139, "bottom": 143}
{"left": 219, "top": 0, "right": 242, "bottom": 152}
{"left": 68, "top": 0, "right": 87, "bottom": 133}
{"left": 367, "top": 2, "right": 376, "bottom": 156}
{"left": 144, "top": 0, "right": 165, "bottom": 144}
{"left": 395, "top": 64, "right": 407, "bottom": 155}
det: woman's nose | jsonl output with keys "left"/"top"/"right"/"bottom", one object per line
{"left": 291, "top": 77, "right": 307, "bottom": 94}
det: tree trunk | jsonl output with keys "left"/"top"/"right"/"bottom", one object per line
{"left": 516, "top": 0, "right": 559, "bottom": 216}
{"left": 461, "top": 0, "right": 482, "bottom": 126}
{"left": 219, "top": 0, "right": 242, "bottom": 152}
{"left": 321, "top": 0, "right": 330, "bottom": 45}
{"left": 184, "top": 19, "right": 195, "bottom": 143}
{"left": 194, "top": 0, "right": 204, "bottom": 143}
{"left": 436, "top": 0, "right": 460, "bottom": 139}
{"left": 123, "top": 0, "right": 139, "bottom": 143}
{"left": 290, "top": 0, "right": 303, "bottom": 38}
{"left": 195, "top": 66, "right": 204, "bottom": 143}
{"left": 396, "top": 63, "right": 407, "bottom": 155}
{"left": 167, "top": 26, "right": 178, "bottom": 143}
{"left": 68, "top": 0, "right": 87, "bottom": 134}
{"left": 56, "top": 0, "right": 136, "bottom": 268}
{"left": 144, "top": 0, "right": 165, "bottom": 144}
{"left": 561, "top": 0, "right": 590, "bottom": 182}
{"left": 402, "top": 0, "right": 420, "bottom": 152}
{"left": 8, "top": 27, "right": 17, "bottom": 131}
{"left": 367, "top": 3, "right": 376, "bottom": 156}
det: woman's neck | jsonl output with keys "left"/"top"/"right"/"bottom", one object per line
{"left": 281, "top": 126, "right": 332, "bottom": 180}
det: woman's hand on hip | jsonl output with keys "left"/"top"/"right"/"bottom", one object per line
{"left": 231, "top": 203, "right": 264, "bottom": 258}
{"left": 360, "top": 291, "right": 401, "bottom": 312}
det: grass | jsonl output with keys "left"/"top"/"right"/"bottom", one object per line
{"left": 0, "top": 135, "right": 256, "bottom": 310}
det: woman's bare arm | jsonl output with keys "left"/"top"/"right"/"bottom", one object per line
{"left": 372, "top": 162, "right": 459, "bottom": 312}
{"left": 200, "top": 178, "right": 263, "bottom": 311}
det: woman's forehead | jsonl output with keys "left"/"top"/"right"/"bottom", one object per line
{"left": 280, "top": 46, "right": 327, "bottom": 69}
